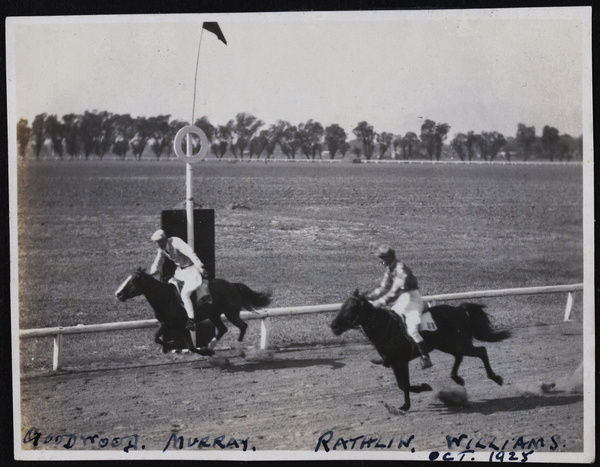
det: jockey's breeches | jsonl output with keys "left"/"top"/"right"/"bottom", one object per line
{"left": 391, "top": 290, "right": 425, "bottom": 343}
{"left": 173, "top": 266, "right": 204, "bottom": 319}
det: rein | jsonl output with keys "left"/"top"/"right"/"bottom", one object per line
{"left": 346, "top": 295, "right": 368, "bottom": 329}
{"left": 136, "top": 272, "right": 175, "bottom": 316}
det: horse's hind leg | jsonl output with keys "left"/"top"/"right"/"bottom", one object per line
{"left": 465, "top": 345, "right": 503, "bottom": 385}
{"left": 227, "top": 314, "right": 249, "bottom": 343}
{"left": 451, "top": 355, "right": 465, "bottom": 386}
{"left": 207, "top": 313, "right": 228, "bottom": 351}
{"left": 182, "top": 330, "right": 214, "bottom": 357}
{"left": 224, "top": 314, "right": 249, "bottom": 358}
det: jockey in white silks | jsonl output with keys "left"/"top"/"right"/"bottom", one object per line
{"left": 366, "top": 245, "right": 433, "bottom": 369}
{"left": 149, "top": 229, "right": 212, "bottom": 331}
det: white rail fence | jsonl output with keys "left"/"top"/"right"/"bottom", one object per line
{"left": 19, "top": 283, "right": 582, "bottom": 372}
{"left": 199, "top": 157, "right": 582, "bottom": 166}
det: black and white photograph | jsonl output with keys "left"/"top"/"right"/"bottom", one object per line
{"left": 6, "top": 7, "right": 594, "bottom": 462}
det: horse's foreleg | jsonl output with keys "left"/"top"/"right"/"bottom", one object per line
{"left": 154, "top": 324, "right": 175, "bottom": 354}
{"left": 451, "top": 355, "right": 465, "bottom": 386}
{"left": 154, "top": 324, "right": 166, "bottom": 345}
{"left": 391, "top": 361, "right": 411, "bottom": 411}
{"left": 465, "top": 345, "right": 503, "bottom": 385}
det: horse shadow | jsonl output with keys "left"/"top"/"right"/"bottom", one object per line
{"left": 430, "top": 393, "right": 583, "bottom": 415}
{"left": 223, "top": 357, "right": 346, "bottom": 373}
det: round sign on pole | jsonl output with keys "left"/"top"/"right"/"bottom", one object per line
{"left": 173, "top": 125, "right": 209, "bottom": 164}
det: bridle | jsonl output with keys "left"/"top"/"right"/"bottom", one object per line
{"left": 122, "top": 270, "right": 148, "bottom": 298}
{"left": 344, "top": 295, "right": 368, "bottom": 330}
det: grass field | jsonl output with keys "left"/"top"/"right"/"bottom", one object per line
{"left": 16, "top": 160, "right": 584, "bottom": 373}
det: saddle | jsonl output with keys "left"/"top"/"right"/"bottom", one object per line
{"left": 167, "top": 278, "right": 210, "bottom": 311}
{"left": 419, "top": 311, "right": 438, "bottom": 333}
{"left": 384, "top": 307, "right": 438, "bottom": 335}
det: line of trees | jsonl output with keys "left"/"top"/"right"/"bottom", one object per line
{"left": 16, "top": 110, "right": 583, "bottom": 162}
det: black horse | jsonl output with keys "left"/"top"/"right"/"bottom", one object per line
{"left": 330, "top": 290, "right": 511, "bottom": 411}
{"left": 115, "top": 268, "right": 272, "bottom": 356}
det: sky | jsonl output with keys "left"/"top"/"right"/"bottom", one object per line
{"left": 6, "top": 8, "right": 591, "bottom": 140}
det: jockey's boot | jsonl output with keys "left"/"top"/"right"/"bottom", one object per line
{"left": 416, "top": 343, "right": 433, "bottom": 369}
{"left": 185, "top": 318, "right": 196, "bottom": 331}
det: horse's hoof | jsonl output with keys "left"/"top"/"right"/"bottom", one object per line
{"left": 199, "top": 347, "right": 215, "bottom": 357}
{"left": 382, "top": 402, "right": 406, "bottom": 416}
{"left": 493, "top": 375, "right": 503, "bottom": 386}
{"left": 541, "top": 382, "right": 556, "bottom": 393}
{"left": 421, "top": 383, "right": 433, "bottom": 392}
{"left": 238, "top": 349, "right": 246, "bottom": 359}
{"left": 209, "top": 356, "right": 231, "bottom": 368}
{"left": 371, "top": 357, "right": 390, "bottom": 367}
{"left": 452, "top": 375, "right": 465, "bottom": 386}
{"left": 399, "top": 404, "right": 410, "bottom": 412}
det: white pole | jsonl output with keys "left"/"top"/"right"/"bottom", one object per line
{"left": 185, "top": 134, "right": 194, "bottom": 250}
{"left": 185, "top": 26, "right": 205, "bottom": 251}
{"left": 53, "top": 333, "right": 62, "bottom": 371}
{"left": 563, "top": 291, "right": 574, "bottom": 322}
{"left": 260, "top": 317, "right": 271, "bottom": 350}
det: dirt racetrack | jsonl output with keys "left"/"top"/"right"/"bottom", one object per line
{"left": 20, "top": 320, "right": 583, "bottom": 458}
{"left": 15, "top": 160, "right": 588, "bottom": 460}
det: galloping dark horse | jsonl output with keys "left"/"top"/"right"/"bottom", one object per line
{"left": 330, "top": 290, "right": 511, "bottom": 411}
{"left": 115, "top": 268, "right": 272, "bottom": 356}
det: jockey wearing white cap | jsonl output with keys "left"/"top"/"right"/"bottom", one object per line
{"left": 149, "top": 229, "right": 211, "bottom": 330}
{"left": 366, "top": 245, "right": 432, "bottom": 369}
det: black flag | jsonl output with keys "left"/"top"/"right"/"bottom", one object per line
{"left": 202, "top": 22, "right": 227, "bottom": 45}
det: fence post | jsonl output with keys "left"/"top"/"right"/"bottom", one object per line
{"left": 260, "top": 317, "right": 271, "bottom": 350}
{"left": 53, "top": 332, "right": 63, "bottom": 371}
{"left": 563, "top": 291, "right": 574, "bottom": 322}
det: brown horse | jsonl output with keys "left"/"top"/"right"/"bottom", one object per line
{"left": 331, "top": 290, "right": 510, "bottom": 411}
{"left": 116, "top": 268, "right": 272, "bottom": 356}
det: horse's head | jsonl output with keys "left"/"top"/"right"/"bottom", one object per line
{"left": 331, "top": 289, "right": 370, "bottom": 336}
{"left": 115, "top": 268, "right": 150, "bottom": 302}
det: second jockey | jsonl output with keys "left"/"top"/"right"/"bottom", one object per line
{"left": 149, "top": 229, "right": 212, "bottom": 331}
{"left": 366, "top": 245, "right": 433, "bottom": 369}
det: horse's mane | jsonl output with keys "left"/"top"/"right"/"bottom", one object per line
{"left": 136, "top": 267, "right": 158, "bottom": 281}
{"left": 353, "top": 292, "right": 410, "bottom": 345}
{"left": 135, "top": 268, "right": 174, "bottom": 292}
{"left": 356, "top": 292, "right": 401, "bottom": 325}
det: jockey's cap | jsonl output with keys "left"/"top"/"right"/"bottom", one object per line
{"left": 151, "top": 229, "right": 167, "bottom": 241}
{"left": 377, "top": 245, "right": 395, "bottom": 261}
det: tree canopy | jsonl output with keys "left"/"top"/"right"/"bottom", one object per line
{"left": 15, "top": 109, "right": 582, "bottom": 163}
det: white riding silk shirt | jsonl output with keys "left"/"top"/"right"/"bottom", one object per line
{"left": 149, "top": 236, "right": 204, "bottom": 275}
{"left": 368, "top": 260, "right": 419, "bottom": 307}
{"left": 367, "top": 260, "right": 425, "bottom": 343}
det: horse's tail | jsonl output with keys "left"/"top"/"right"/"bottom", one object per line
{"left": 462, "top": 302, "right": 511, "bottom": 342}
{"left": 234, "top": 283, "right": 273, "bottom": 311}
